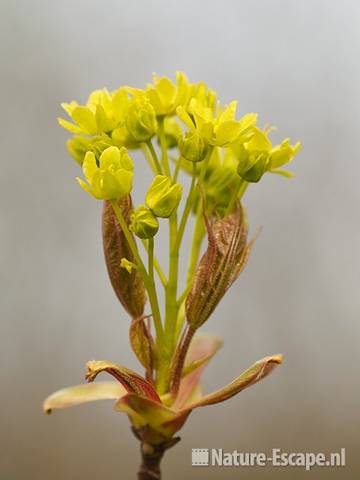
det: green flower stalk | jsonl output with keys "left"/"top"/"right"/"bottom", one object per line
{"left": 45, "top": 72, "right": 301, "bottom": 480}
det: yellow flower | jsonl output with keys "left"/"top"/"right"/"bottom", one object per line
{"left": 58, "top": 87, "right": 130, "bottom": 136}
{"left": 269, "top": 138, "right": 301, "bottom": 176}
{"left": 177, "top": 98, "right": 257, "bottom": 147}
{"left": 77, "top": 146, "right": 133, "bottom": 200}
{"left": 235, "top": 128, "right": 301, "bottom": 182}
{"left": 66, "top": 134, "right": 114, "bottom": 166}
{"left": 146, "top": 72, "right": 192, "bottom": 116}
{"left": 125, "top": 95, "right": 158, "bottom": 142}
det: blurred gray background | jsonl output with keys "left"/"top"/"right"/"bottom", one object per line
{"left": 1, "top": 0, "right": 359, "bottom": 478}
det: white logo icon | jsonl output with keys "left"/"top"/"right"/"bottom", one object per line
{"left": 192, "top": 448, "right": 209, "bottom": 466}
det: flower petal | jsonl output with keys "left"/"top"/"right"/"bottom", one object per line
{"left": 99, "top": 146, "right": 121, "bottom": 169}
{"left": 214, "top": 121, "right": 243, "bottom": 146}
{"left": 186, "top": 354, "right": 283, "bottom": 409}
{"left": 61, "top": 101, "right": 79, "bottom": 116}
{"left": 57, "top": 117, "right": 82, "bottom": 134}
{"left": 92, "top": 170, "right": 121, "bottom": 200}
{"left": 82, "top": 151, "right": 97, "bottom": 182}
{"left": 43, "top": 381, "right": 126, "bottom": 413}
{"left": 72, "top": 106, "right": 98, "bottom": 135}
{"left": 176, "top": 106, "right": 195, "bottom": 129}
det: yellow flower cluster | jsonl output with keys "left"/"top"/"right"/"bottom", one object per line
{"left": 59, "top": 72, "right": 300, "bottom": 213}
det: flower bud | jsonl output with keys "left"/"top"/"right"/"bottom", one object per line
{"left": 178, "top": 130, "right": 209, "bottom": 162}
{"left": 125, "top": 97, "right": 158, "bottom": 142}
{"left": 145, "top": 175, "right": 182, "bottom": 218}
{"left": 130, "top": 205, "right": 159, "bottom": 239}
{"left": 237, "top": 150, "right": 270, "bottom": 183}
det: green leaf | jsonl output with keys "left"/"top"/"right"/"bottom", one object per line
{"left": 43, "top": 382, "right": 126, "bottom": 413}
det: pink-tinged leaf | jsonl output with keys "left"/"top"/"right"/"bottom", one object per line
{"left": 103, "top": 197, "right": 146, "bottom": 318}
{"left": 186, "top": 354, "right": 283, "bottom": 409}
{"left": 116, "top": 394, "right": 190, "bottom": 443}
{"left": 185, "top": 203, "right": 254, "bottom": 329}
{"left": 43, "top": 382, "right": 127, "bottom": 413}
{"left": 129, "top": 316, "right": 155, "bottom": 376}
{"left": 173, "top": 333, "right": 223, "bottom": 409}
{"left": 86, "top": 360, "right": 160, "bottom": 403}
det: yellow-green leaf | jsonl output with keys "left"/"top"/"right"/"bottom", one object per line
{"left": 187, "top": 354, "right": 282, "bottom": 408}
{"left": 43, "top": 382, "right": 126, "bottom": 413}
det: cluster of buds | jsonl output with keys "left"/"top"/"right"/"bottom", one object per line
{"left": 45, "top": 72, "right": 300, "bottom": 479}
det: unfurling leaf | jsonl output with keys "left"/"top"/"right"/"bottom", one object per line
{"left": 102, "top": 197, "right": 146, "bottom": 318}
{"left": 188, "top": 354, "right": 282, "bottom": 408}
{"left": 43, "top": 382, "right": 127, "bottom": 413}
{"left": 173, "top": 333, "right": 223, "bottom": 409}
{"left": 130, "top": 316, "right": 156, "bottom": 375}
{"left": 185, "top": 203, "right": 253, "bottom": 329}
{"left": 86, "top": 360, "right": 160, "bottom": 402}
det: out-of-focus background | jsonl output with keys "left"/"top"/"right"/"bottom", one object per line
{"left": 1, "top": 1, "right": 359, "bottom": 478}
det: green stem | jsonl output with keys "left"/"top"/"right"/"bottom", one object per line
{"left": 140, "top": 143, "right": 157, "bottom": 174}
{"left": 157, "top": 211, "right": 179, "bottom": 394}
{"left": 226, "top": 178, "right": 249, "bottom": 214}
{"left": 172, "top": 156, "right": 182, "bottom": 182}
{"left": 146, "top": 141, "right": 163, "bottom": 175}
{"left": 148, "top": 238, "right": 155, "bottom": 285}
{"left": 186, "top": 203, "right": 205, "bottom": 284}
{"left": 110, "top": 200, "right": 164, "bottom": 344}
{"left": 238, "top": 179, "right": 249, "bottom": 200}
{"left": 174, "top": 163, "right": 197, "bottom": 252}
{"left": 197, "top": 147, "right": 213, "bottom": 187}
{"left": 141, "top": 239, "right": 167, "bottom": 288}
{"left": 158, "top": 117, "right": 171, "bottom": 177}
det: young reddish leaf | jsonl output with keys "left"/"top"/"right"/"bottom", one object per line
{"left": 173, "top": 333, "right": 223, "bottom": 409}
{"left": 86, "top": 360, "right": 160, "bottom": 403}
{"left": 103, "top": 197, "right": 146, "bottom": 318}
{"left": 187, "top": 354, "right": 282, "bottom": 409}
{"left": 43, "top": 382, "right": 127, "bottom": 413}
{"left": 186, "top": 203, "right": 253, "bottom": 329}
{"left": 129, "top": 315, "right": 155, "bottom": 376}
{"left": 181, "top": 334, "right": 223, "bottom": 378}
